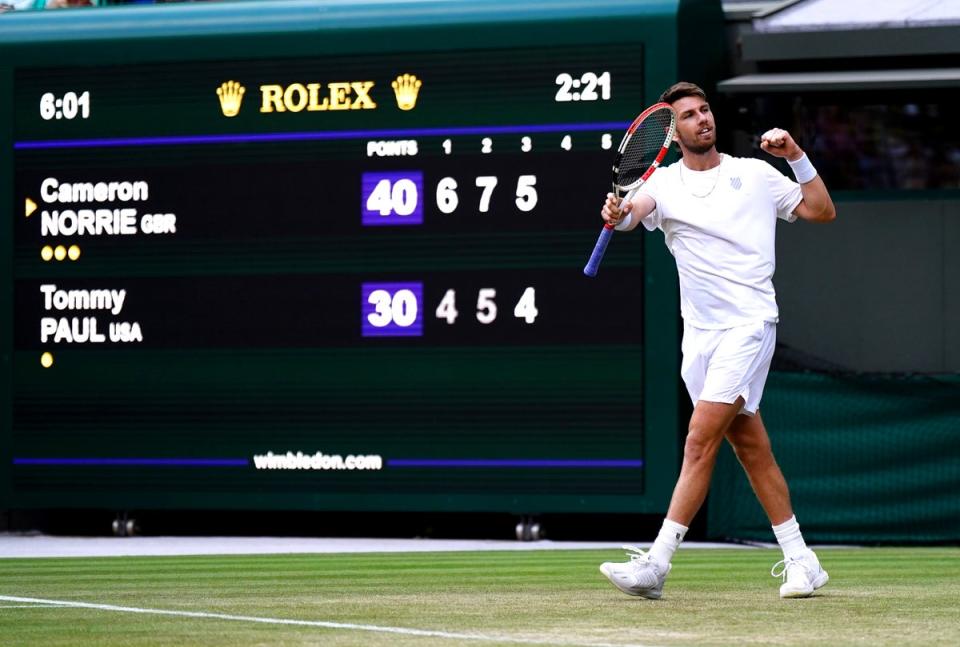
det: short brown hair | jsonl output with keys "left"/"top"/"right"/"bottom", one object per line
{"left": 659, "top": 82, "right": 707, "bottom": 105}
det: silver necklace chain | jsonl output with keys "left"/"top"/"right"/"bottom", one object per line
{"left": 680, "top": 154, "right": 724, "bottom": 198}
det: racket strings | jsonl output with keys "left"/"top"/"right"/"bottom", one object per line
{"left": 616, "top": 109, "right": 674, "bottom": 187}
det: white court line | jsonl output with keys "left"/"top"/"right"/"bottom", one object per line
{"left": 0, "top": 604, "right": 59, "bottom": 609}
{"left": 0, "top": 595, "right": 661, "bottom": 647}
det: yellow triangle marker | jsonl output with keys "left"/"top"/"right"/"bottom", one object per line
{"left": 25, "top": 197, "right": 37, "bottom": 218}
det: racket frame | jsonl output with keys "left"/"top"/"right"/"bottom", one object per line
{"left": 611, "top": 101, "right": 677, "bottom": 201}
{"left": 583, "top": 102, "right": 676, "bottom": 277}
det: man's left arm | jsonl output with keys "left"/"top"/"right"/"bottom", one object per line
{"left": 760, "top": 128, "right": 836, "bottom": 223}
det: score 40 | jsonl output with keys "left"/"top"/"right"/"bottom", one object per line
{"left": 362, "top": 172, "right": 537, "bottom": 224}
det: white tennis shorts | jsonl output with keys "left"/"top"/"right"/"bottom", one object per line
{"left": 680, "top": 320, "right": 776, "bottom": 416}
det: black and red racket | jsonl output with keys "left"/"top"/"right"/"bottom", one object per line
{"left": 583, "top": 102, "right": 676, "bottom": 277}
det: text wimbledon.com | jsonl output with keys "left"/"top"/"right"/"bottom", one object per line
{"left": 252, "top": 451, "right": 383, "bottom": 471}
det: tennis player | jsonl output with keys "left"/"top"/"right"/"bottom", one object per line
{"left": 598, "top": 82, "right": 836, "bottom": 599}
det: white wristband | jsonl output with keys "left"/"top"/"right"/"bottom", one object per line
{"left": 787, "top": 153, "right": 817, "bottom": 184}
{"left": 614, "top": 212, "right": 633, "bottom": 231}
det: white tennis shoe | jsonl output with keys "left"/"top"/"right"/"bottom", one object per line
{"left": 599, "top": 545, "right": 671, "bottom": 599}
{"left": 771, "top": 550, "right": 829, "bottom": 598}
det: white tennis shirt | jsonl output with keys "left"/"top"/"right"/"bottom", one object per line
{"left": 637, "top": 154, "right": 803, "bottom": 329}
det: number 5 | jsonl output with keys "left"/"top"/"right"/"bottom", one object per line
{"left": 515, "top": 175, "right": 538, "bottom": 212}
{"left": 476, "top": 288, "right": 497, "bottom": 324}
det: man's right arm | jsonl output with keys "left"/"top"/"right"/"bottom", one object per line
{"left": 601, "top": 192, "right": 657, "bottom": 231}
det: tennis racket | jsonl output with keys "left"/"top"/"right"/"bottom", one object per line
{"left": 583, "top": 102, "right": 676, "bottom": 277}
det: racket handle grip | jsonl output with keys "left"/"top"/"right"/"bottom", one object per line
{"left": 583, "top": 224, "right": 615, "bottom": 277}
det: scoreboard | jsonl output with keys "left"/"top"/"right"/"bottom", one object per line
{"left": 0, "top": 0, "right": 724, "bottom": 514}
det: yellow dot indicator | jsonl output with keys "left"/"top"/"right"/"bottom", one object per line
{"left": 68, "top": 245, "right": 81, "bottom": 261}
{"left": 40, "top": 352, "right": 54, "bottom": 368}
{"left": 41, "top": 246, "right": 54, "bottom": 261}
{"left": 54, "top": 245, "right": 67, "bottom": 261}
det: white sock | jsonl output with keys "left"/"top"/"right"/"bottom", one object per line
{"left": 648, "top": 518, "right": 688, "bottom": 570}
{"left": 772, "top": 515, "right": 809, "bottom": 561}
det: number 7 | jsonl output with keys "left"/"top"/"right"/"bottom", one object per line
{"left": 475, "top": 176, "right": 498, "bottom": 213}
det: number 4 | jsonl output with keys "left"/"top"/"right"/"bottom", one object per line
{"left": 435, "top": 289, "right": 458, "bottom": 324}
{"left": 513, "top": 287, "right": 538, "bottom": 324}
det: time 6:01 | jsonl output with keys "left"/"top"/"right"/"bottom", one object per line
{"left": 40, "top": 91, "right": 91, "bottom": 120}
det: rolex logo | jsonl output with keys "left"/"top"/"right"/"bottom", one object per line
{"left": 391, "top": 74, "right": 422, "bottom": 111}
{"left": 217, "top": 80, "right": 246, "bottom": 117}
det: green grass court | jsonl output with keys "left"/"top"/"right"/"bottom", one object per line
{"left": 2, "top": 548, "right": 958, "bottom": 646}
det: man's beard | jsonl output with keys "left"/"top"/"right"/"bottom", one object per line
{"left": 680, "top": 132, "right": 716, "bottom": 155}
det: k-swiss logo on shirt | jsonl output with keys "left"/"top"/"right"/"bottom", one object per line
{"left": 729, "top": 176, "right": 742, "bottom": 191}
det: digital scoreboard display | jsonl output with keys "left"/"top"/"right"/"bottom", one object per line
{"left": 0, "top": 1, "right": 700, "bottom": 514}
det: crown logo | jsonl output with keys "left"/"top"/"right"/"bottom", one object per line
{"left": 391, "top": 74, "right": 422, "bottom": 111}
{"left": 216, "top": 80, "right": 246, "bottom": 117}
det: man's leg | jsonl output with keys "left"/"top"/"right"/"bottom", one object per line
{"left": 725, "top": 411, "right": 828, "bottom": 598}
{"left": 646, "top": 398, "right": 745, "bottom": 569}
{"left": 724, "top": 411, "right": 792, "bottom": 524}
{"left": 664, "top": 398, "right": 746, "bottom": 525}
{"left": 599, "top": 398, "right": 742, "bottom": 598}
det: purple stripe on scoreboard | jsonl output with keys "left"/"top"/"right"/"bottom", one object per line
{"left": 361, "top": 282, "right": 424, "bottom": 337}
{"left": 13, "top": 458, "right": 248, "bottom": 467}
{"left": 361, "top": 171, "right": 424, "bottom": 226}
{"left": 388, "top": 459, "right": 644, "bottom": 468}
{"left": 13, "top": 121, "right": 630, "bottom": 150}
